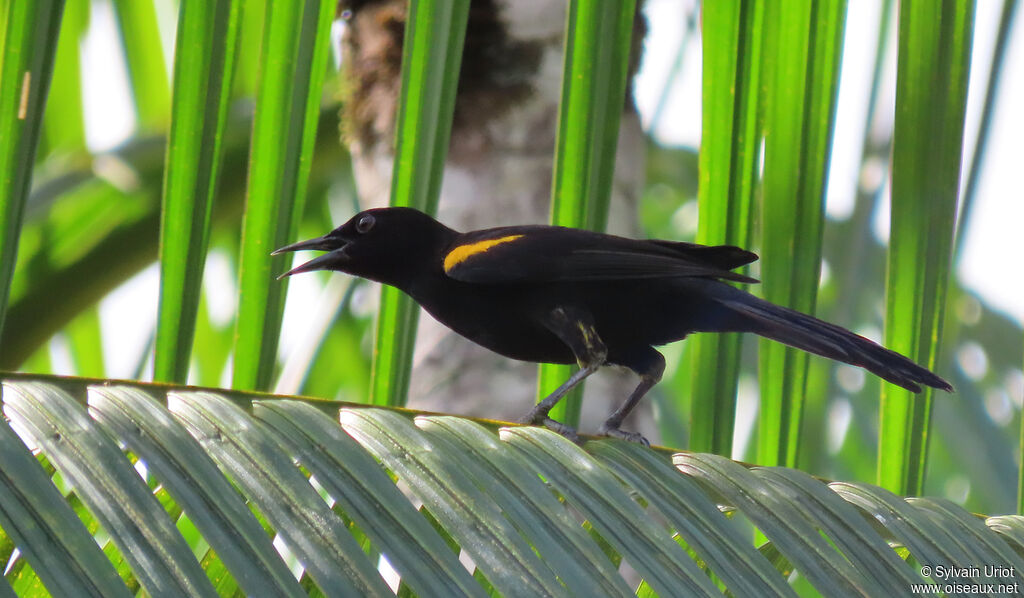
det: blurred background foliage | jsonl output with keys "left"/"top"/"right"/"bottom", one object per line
{"left": 0, "top": 0, "right": 1021, "bottom": 520}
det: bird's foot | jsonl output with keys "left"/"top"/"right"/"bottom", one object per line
{"left": 519, "top": 408, "right": 581, "bottom": 443}
{"left": 597, "top": 424, "right": 650, "bottom": 447}
{"left": 519, "top": 404, "right": 546, "bottom": 425}
{"left": 540, "top": 418, "right": 581, "bottom": 443}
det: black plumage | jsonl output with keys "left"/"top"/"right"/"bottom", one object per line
{"left": 275, "top": 207, "right": 952, "bottom": 445}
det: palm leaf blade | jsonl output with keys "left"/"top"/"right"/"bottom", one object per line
{"left": 417, "top": 415, "right": 633, "bottom": 596}
{"left": 3, "top": 373, "right": 1024, "bottom": 595}
{"left": 0, "top": 398, "right": 129, "bottom": 598}
{"left": 505, "top": 427, "right": 720, "bottom": 597}
{"left": 592, "top": 441, "right": 797, "bottom": 597}
{"left": 87, "top": 385, "right": 304, "bottom": 598}
{"left": 676, "top": 452, "right": 881, "bottom": 596}
{"left": 254, "top": 400, "right": 484, "bottom": 597}
{"left": 169, "top": 390, "right": 391, "bottom": 596}
{"left": 340, "top": 408, "right": 564, "bottom": 597}
{"left": 2, "top": 381, "right": 217, "bottom": 597}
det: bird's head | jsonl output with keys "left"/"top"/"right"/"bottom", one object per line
{"left": 273, "top": 207, "right": 454, "bottom": 287}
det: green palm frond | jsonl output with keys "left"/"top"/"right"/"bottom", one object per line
{"left": 3, "top": 373, "right": 1023, "bottom": 596}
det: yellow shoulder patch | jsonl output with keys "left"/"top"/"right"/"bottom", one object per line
{"left": 444, "top": 235, "right": 524, "bottom": 273}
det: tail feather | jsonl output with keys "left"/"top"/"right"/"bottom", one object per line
{"left": 720, "top": 297, "right": 953, "bottom": 393}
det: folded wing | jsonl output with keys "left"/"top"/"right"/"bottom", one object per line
{"left": 443, "top": 227, "right": 759, "bottom": 285}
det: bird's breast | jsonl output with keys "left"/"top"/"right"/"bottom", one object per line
{"left": 407, "top": 279, "right": 576, "bottom": 365}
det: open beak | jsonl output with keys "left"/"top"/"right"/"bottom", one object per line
{"left": 272, "top": 234, "right": 348, "bottom": 279}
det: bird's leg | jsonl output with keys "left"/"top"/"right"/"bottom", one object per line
{"left": 520, "top": 306, "right": 607, "bottom": 442}
{"left": 521, "top": 364, "right": 599, "bottom": 442}
{"left": 598, "top": 348, "right": 665, "bottom": 446}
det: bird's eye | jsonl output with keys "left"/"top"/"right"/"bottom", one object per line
{"left": 356, "top": 214, "right": 375, "bottom": 234}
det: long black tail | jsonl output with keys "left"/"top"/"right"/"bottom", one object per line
{"left": 719, "top": 294, "right": 953, "bottom": 393}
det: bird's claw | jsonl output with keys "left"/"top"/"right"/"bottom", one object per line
{"left": 597, "top": 424, "right": 650, "bottom": 447}
{"left": 519, "top": 405, "right": 545, "bottom": 425}
{"left": 519, "top": 409, "right": 582, "bottom": 443}
{"left": 539, "top": 418, "right": 581, "bottom": 443}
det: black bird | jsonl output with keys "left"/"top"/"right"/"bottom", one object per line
{"left": 274, "top": 207, "right": 952, "bottom": 445}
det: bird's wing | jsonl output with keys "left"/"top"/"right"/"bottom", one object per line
{"left": 647, "top": 240, "right": 759, "bottom": 270}
{"left": 442, "top": 227, "right": 759, "bottom": 284}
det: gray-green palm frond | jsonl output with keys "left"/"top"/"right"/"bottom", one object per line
{"left": 3, "top": 374, "right": 1022, "bottom": 597}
